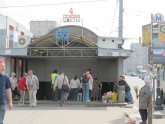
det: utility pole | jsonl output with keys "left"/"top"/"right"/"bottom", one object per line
{"left": 148, "top": 14, "right": 153, "bottom": 124}
{"left": 118, "top": 0, "right": 123, "bottom": 38}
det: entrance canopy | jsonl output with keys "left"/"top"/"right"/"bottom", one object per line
{"left": 27, "top": 25, "right": 99, "bottom": 57}
{"left": 29, "top": 25, "right": 98, "bottom": 47}
{"left": 0, "top": 25, "right": 131, "bottom": 58}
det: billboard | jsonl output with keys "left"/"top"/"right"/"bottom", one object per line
{"left": 142, "top": 24, "right": 151, "bottom": 47}
{"left": 158, "top": 21, "right": 165, "bottom": 44}
{"left": 153, "top": 47, "right": 165, "bottom": 64}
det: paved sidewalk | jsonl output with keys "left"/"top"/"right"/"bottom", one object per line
{"left": 4, "top": 103, "right": 136, "bottom": 124}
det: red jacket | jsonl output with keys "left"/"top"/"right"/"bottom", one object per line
{"left": 19, "top": 76, "right": 27, "bottom": 91}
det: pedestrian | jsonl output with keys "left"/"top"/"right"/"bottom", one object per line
{"left": 137, "top": 76, "right": 151, "bottom": 124}
{"left": 92, "top": 78, "right": 100, "bottom": 101}
{"left": 69, "top": 76, "right": 80, "bottom": 100}
{"left": 119, "top": 75, "right": 133, "bottom": 103}
{"left": 26, "top": 70, "right": 39, "bottom": 107}
{"left": 82, "top": 69, "right": 93, "bottom": 102}
{"left": 77, "top": 83, "right": 83, "bottom": 101}
{"left": 0, "top": 59, "right": 12, "bottom": 124}
{"left": 51, "top": 69, "right": 59, "bottom": 101}
{"left": 53, "top": 72, "right": 70, "bottom": 107}
{"left": 10, "top": 72, "right": 20, "bottom": 100}
{"left": 86, "top": 69, "right": 93, "bottom": 101}
{"left": 18, "top": 73, "right": 28, "bottom": 106}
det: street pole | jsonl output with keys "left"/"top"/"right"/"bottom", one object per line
{"left": 154, "top": 65, "right": 163, "bottom": 110}
{"left": 148, "top": 14, "right": 153, "bottom": 124}
{"left": 118, "top": 0, "right": 123, "bottom": 38}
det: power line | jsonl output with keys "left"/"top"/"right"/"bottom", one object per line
{"left": 0, "top": 0, "right": 107, "bottom": 8}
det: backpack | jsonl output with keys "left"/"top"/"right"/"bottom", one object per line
{"left": 82, "top": 74, "right": 88, "bottom": 83}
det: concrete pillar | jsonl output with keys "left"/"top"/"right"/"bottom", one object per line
{"left": 116, "top": 58, "right": 124, "bottom": 82}
{"left": 5, "top": 56, "right": 12, "bottom": 76}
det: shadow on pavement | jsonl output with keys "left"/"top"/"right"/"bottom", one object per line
{"left": 108, "top": 118, "right": 125, "bottom": 124}
{"left": 12, "top": 103, "right": 109, "bottom": 111}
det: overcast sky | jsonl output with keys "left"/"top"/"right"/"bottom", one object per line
{"left": 0, "top": 0, "right": 165, "bottom": 49}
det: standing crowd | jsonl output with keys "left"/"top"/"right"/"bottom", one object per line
{"left": 0, "top": 57, "right": 152, "bottom": 124}
{"left": 52, "top": 69, "right": 102, "bottom": 106}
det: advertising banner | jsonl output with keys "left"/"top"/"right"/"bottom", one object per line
{"left": 142, "top": 24, "right": 151, "bottom": 47}
{"left": 158, "top": 21, "right": 165, "bottom": 44}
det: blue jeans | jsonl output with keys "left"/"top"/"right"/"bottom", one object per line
{"left": 83, "top": 83, "right": 89, "bottom": 102}
{"left": 70, "top": 88, "right": 79, "bottom": 100}
{"left": 59, "top": 90, "right": 68, "bottom": 106}
{"left": 0, "top": 105, "right": 6, "bottom": 124}
{"left": 125, "top": 90, "right": 133, "bottom": 102}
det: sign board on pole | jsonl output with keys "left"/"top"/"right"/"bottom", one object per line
{"left": 142, "top": 24, "right": 151, "bottom": 47}
{"left": 158, "top": 21, "right": 165, "bottom": 44}
{"left": 153, "top": 13, "right": 164, "bottom": 23}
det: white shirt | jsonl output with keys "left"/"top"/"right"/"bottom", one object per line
{"left": 70, "top": 79, "right": 80, "bottom": 89}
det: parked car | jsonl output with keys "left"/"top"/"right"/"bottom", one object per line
{"left": 138, "top": 70, "right": 148, "bottom": 80}
{"left": 130, "top": 72, "right": 137, "bottom": 77}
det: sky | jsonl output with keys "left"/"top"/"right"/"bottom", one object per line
{"left": 0, "top": 0, "right": 165, "bottom": 49}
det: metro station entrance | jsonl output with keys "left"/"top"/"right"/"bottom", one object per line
{"left": 2, "top": 25, "right": 131, "bottom": 101}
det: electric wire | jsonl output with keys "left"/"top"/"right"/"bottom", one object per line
{"left": 0, "top": 0, "right": 107, "bottom": 8}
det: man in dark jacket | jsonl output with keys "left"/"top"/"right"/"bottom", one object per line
{"left": 0, "top": 59, "right": 12, "bottom": 124}
{"left": 119, "top": 75, "right": 133, "bottom": 103}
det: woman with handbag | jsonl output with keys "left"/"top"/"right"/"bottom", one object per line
{"left": 54, "top": 72, "right": 70, "bottom": 107}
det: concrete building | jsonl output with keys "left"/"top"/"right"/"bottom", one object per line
{"left": 0, "top": 24, "right": 131, "bottom": 100}
{"left": 0, "top": 14, "right": 30, "bottom": 49}
{"left": 30, "top": 21, "right": 59, "bottom": 38}
{"left": 124, "top": 43, "right": 148, "bottom": 73}
{"left": 0, "top": 13, "right": 30, "bottom": 79}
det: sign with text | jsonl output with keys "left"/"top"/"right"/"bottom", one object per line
{"left": 142, "top": 24, "right": 151, "bottom": 47}
{"left": 63, "top": 8, "right": 80, "bottom": 22}
{"left": 158, "top": 21, "right": 165, "bottom": 44}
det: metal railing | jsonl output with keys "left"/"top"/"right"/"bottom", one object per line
{"left": 27, "top": 47, "right": 98, "bottom": 57}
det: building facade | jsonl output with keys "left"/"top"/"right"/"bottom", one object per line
{"left": 0, "top": 14, "right": 30, "bottom": 49}
{"left": 30, "top": 21, "right": 59, "bottom": 38}
{"left": 124, "top": 43, "right": 148, "bottom": 73}
{"left": 0, "top": 24, "right": 131, "bottom": 100}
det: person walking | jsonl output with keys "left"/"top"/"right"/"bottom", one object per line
{"left": 10, "top": 72, "right": 20, "bottom": 100}
{"left": 18, "top": 73, "right": 28, "bottom": 106}
{"left": 137, "top": 76, "right": 151, "bottom": 124}
{"left": 70, "top": 76, "right": 80, "bottom": 100}
{"left": 53, "top": 72, "right": 70, "bottom": 107}
{"left": 51, "top": 69, "right": 59, "bottom": 101}
{"left": 26, "top": 70, "right": 39, "bottom": 107}
{"left": 119, "top": 75, "right": 133, "bottom": 103}
{"left": 0, "top": 59, "right": 12, "bottom": 124}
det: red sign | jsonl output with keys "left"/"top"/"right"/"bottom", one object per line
{"left": 63, "top": 8, "right": 80, "bottom": 22}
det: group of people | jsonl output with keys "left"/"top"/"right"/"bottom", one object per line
{"left": 0, "top": 56, "right": 152, "bottom": 124}
{"left": 119, "top": 74, "right": 151, "bottom": 124}
{"left": 51, "top": 69, "right": 101, "bottom": 106}
{"left": 9, "top": 70, "right": 39, "bottom": 107}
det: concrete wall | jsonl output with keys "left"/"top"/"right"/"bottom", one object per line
{"left": 97, "top": 37, "right": 123, "bottom": 49}
{"left": 27, "top": 58, "right": 117, "bottom": 82}
{"left": 30, "top": 21, "right": 59, "bottom": 38}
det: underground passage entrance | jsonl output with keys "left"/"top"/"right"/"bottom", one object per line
{"left": 36, "top": 81, "right": 115, "bottom": 100}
